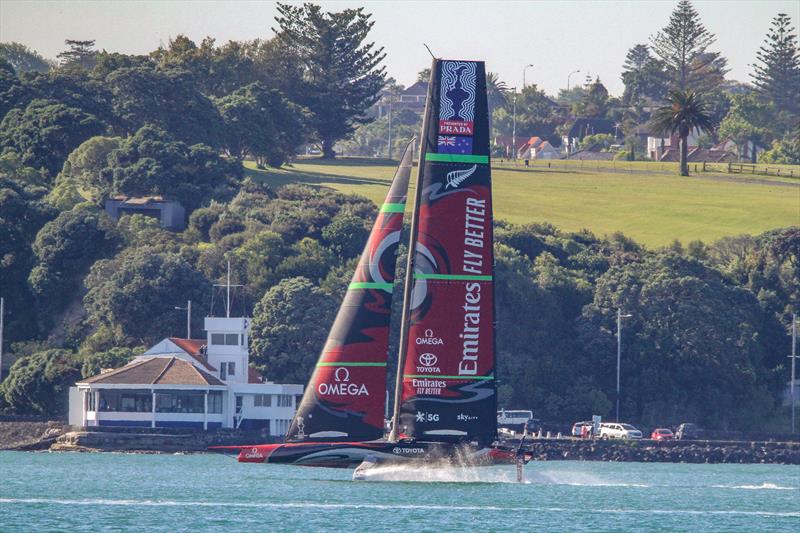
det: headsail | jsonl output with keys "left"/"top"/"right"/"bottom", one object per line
{"left": 394, "top": 60, "right": 496, "bottom": 444}
{"left": 286, "top": 140, "right": 414, "bottom": 442}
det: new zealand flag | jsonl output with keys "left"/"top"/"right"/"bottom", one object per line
{"left": 437, "top": 135, "right": 473, "bottom": 154}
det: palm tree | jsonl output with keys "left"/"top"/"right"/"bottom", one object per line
{"left": 486, "top": 72, "right": 509, "bottom": 110}
{"left": 649, "top": 90, "right": 715, "bottom": 176}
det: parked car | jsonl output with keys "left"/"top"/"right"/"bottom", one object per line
{"left": 676, "top": 423, "right": 704, "bottom": 440}
{"left": 651, "top": 428, "right": 674, "bottom": 440}
{"left": 571, "top": 421, "right": 592, "bottom": 438}
{"left": 600, "top": 422, "right": 643, "bottom": 440}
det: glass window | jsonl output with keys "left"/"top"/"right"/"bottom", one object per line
{"left": 88, "top": 391, "right": 96, "bottom": 411}
{"left": 276, "top": 394, "right": 292, "bottom": 407}
{"left": 98, "top": 390, "right": 152, "bottom": 412}
{"left": 155, "top": 391, "right": 205, "bottom": 413}
{"left": 220, "top": 364, "right": 227, "bottom": 380}
{"left": 208, "top": 391, "right": 223, "bottom": 414}
{"left": 225, "top": 334, "right": 238, "bottom": 345}
{"left": 211, "top": 333, "right": 225, "bottom": 345}
{"left": 228, "top": 362, "right": 236, "bottom": 377}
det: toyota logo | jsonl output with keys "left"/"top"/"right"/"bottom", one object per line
{"left": 419, "top": 353, "right": 438, "bottom": 367}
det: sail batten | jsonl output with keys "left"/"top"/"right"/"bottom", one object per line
{"left": 394, "top": 59, "right": 497, "bottom": 444}
{"left": 286, "top": 140, "right": 415, "bottom": 442}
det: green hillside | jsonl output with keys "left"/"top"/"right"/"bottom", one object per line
{"left": 245, "top": 159, "right": 800, "bottom": 247}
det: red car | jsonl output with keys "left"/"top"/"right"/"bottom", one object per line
{"left": 651, "top": 428, "right": 674, "bottom": 440}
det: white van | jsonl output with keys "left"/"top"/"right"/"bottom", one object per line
{"left": 599, "top": 422, "right": 642, "bottom": 440}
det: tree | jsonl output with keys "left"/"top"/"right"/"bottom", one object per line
{"left": 52, "top": 135, "right": 122, "bottom": 205}
{"left": 249, "top": 276, "right": 337, "bottom": 383}
{"left": 759, "top": 128, "right": 800, "bottom": 164}
{"left": 215, "top": 82, "right": 306, "bottom": 167}
{"left": 0, "top": 174, "right": 56, "bottom": 343}
{"left": 0, "top": 99, "right": 104, "bottom": 177}
{"left": 649, "top": 90, "right": 715, "bottom": 176}
{"left": 718, "top": 92, "right": 773, "bottom": 162}
{"left": 28, "top": 204, "right": 120, "bottom": 302}
{"left": 106, "top": 66, "right": 223, "bottom": 146}
{"left": 650, "top": 0, "right": 726, "bottom": 92}
{"left": 486, "top": 72, "right": 508, "bottom": 112}
{"left": 751, "top": 13, "right": 800, "bottom": 117}
{"left": 83, "top": 247, "right": 211, "bottom": 345}
{"left": 580, "top": 77, "right": 610, "bottom": 118}
{"left": 0, "top": 349, "right": 82, "bottom": 415}
{"left": 57, "top": 39, "right": 97, "bottom": 70}
{"left": 621, "top": 44, "right": 668, "bottom": 104}
{"left": 100, "top": 125, "right": 239, "bottom": 210}
{"left": 80, "top": 346, "right": 140, "bottom": 378}
{"left": 579, "top": 253, "right": 774, "bottom": 428}
{"left": 274, "top": 3, "right": 386, "bottom": 158}
{"left": 0, "top": 42, "right": 53, "bottom": 73}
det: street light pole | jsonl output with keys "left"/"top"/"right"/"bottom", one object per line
{"left": 567, "top": 69, "right": 581, "bottom": 92}
{"left": 387, "top": 93, "right": 393, "bottom": 160}
{"left": 174, "top": 300, "right": 191, "bottom": 339}
{"left": 522, "top": 64, "right": 534, "bottom": 88}
{"left": 511, "top": 87, "right": 517, "bottom": 161}
{"left": 616, "top": 308, "right": 633, "bottom": 422}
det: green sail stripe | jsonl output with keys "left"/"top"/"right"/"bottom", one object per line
{"left": 414, "top": 273, "right": 492, "bottom": 281}
{"left": 425, "top": 153, "right": 489, "bottom": 164}
{"left": 348, "top": 281, "right": 393, "bottom": 290}
{"left": 403, "top": 374, "right": 494, "bottom": 380}
{"left": 318, "top": 362, "right": 387, "bottom": 367}
{"left": 380, "top": 203, "right": 406, "bottom": 213}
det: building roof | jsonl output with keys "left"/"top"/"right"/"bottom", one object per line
{"left": 567, "top": 118, "right": 617, "bottom": 139}
{"left": 144, "top": 337, "right": 214, "bottom": 372}
{"left": 403, "top": 80, "right": 429, "bottom": 95}
{"left": 108, "top": 195, "right": 171, "bottom": 205}
{"left": 79, "top": 357, "right": 225, "bottom": 387}
{"left": 248, "top": 367, "right": 264, "bottom": 384}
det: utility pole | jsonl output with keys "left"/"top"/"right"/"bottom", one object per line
{"left": 567, "top": 69, "right": 580, "bottom": 91}
{"left": 616, "top": 309, "right": 632, "bottom": 422}
{"left": 0, "top": 297, "right": 4, "bottom": 382}
{"left": 387, "top": 93, "right": 393, "bottom": 160}
{"left": 791, "top": 313, "right": 798, "bottom": 433}
{"left": 174, "top": 300, "right": 191, "bottom": 339}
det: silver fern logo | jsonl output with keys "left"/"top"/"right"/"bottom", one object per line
{"left": 445, "top": 165, "right": 476, "bottom": 189}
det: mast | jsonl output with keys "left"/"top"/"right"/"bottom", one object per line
{"left": 389, "top": 67, "right": 436, "bottom": 442}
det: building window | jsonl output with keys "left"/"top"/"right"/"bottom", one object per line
{"left": 225, "top": 333, "right": 239, "bottom": 345}
{"left": 276, "top": 394, "right": 292, "bottom": 407}
{"left": 88, "top": 391, "right": 96, "bottom": 411}
{"left": 208, "top": 391, "right": 223, "bottom": 414}
{"left": 227, "top": 362, "right": 235, "bottom": 377}
{"left": 211, "top": 333, "right": 225, "bottom": 345}
{"left": 155, "top": 390, "right": 205, "bottom": 413}
{"left": 220, "top": 364, "right": 226, "bottom": 380}
{"left": 254, "top": 394, "right": 272, "bottom": 407}
{"left": 98, "top": 390, "right": 152, "bottom": 412}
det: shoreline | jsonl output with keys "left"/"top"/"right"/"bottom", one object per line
{"left": 2, "top": 422, "right": 798, "bottom": 465}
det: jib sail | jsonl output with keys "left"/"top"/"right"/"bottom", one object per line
{"left": 394, "top": 60, "right": 497, "bottom": 444}
{"left": 286, "top": 140, "right": 414, "bottom": 442}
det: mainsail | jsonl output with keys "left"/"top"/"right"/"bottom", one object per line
{"left": 394, "top": 60, "right": 497, "bottom": 444}
{"left": 286, "top": 140, "right": 414, "bottom": 442}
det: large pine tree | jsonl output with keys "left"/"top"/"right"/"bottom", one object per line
{"left": 273, "top": 3, "right": 386, "bottom": 158}
{"left": 650, "top": 0, "right": 727, "bottom": 92}
{"left": 751, "top": 13, "right": 800, "bottom": 117}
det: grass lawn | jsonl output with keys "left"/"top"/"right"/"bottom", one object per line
{"left": 245, "top": 158, "right": 800, "bottom": 247}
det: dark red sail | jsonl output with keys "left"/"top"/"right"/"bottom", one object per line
{"left": 286, "top": 141, "right": 414, "bottom": 442}
{"left": 396, "top": 60, "right": 497, "bottom": 444}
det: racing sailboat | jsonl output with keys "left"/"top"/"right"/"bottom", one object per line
{"left": 216, "top": 59, "right": 530, "bottom": 469}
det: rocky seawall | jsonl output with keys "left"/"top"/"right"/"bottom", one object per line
{"left": 519, "top": 438, "right": 800, "bottom": 465}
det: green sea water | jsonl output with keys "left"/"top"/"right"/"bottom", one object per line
{"left": 0, "top": 451, "right": 798, "bottom": 532}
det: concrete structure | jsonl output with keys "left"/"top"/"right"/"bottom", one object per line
{"left": 69, "top": 315, "right": 302, "bottom": 435}
{"left": 104, "top": 195, "right": 186, "bottom": 230}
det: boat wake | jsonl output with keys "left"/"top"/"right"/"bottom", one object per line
{"left": 351, "top": 463, "right": 527, "bottom": 483}
{"left": 711, "top": 482, "right": 796, "bottom": 490}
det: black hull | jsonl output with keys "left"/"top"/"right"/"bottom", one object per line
{"left": 212, "top": 440, "right": 527, "bottom": 469}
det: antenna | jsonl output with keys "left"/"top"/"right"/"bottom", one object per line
{"left": 213, "top": 259, "right": 242, "bottom": 318}
{"left": 423, "top": 43, "right": 436, "bottom": 59}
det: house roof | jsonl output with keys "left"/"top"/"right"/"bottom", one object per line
{"left": 161, "top": 338, "right": 214, "bottom": 372}
{"left": 567, "top": 118, "right": 617, "bottom": 139}
{"left": 403, "top": 80, "right": 428, "bottom": 95}
{"left": 248, "top": 367, "right": 264, "bottom": 384}
{"left": 79, "top": 357, "right": 225, "bottom": 387}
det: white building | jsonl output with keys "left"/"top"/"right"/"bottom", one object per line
{"left": 68, "top": 315, "right": 302, "bottom": 435}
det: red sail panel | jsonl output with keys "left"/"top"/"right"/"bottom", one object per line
{"left": 286, "top": 141, "right": 414, "bottom": 442}
{"left": 398, "top": 60, "right": 497, "bottom": 444}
